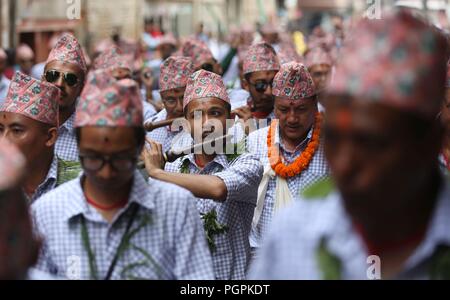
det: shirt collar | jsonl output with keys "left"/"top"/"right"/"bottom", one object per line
{"left": 274, "top": 122, "right": 314, "bottom": 153}
{"left": 323, "top": 177, "right": 450, "bottom": 277}
{"left": 63, "top": 171, "right": 156, "bottom": 222}
{"left": 181, "top": 153, "right": 230, "bottom": 171}
{"left": 29, "top": 156, "right": 59, "bottom": 203}
{"left": 403, "top": 178, "right": 450, "bottom": 271}
{"left": 60, "top": 111, "right": 76, "bottom": 131}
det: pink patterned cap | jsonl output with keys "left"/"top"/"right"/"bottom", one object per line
{"left": 243, "top": 42, "right": 280, "bottom": 75}
{"left": 75, "top": 69, "right": 143, "bottom": 127}
{"left": 46, "top": 33, "right": 87, "bottom": 74}
{"left": 158, "top": 34, "right": 177, "bottom": 47}
{"left": 328, "top": 10, "right": 448, "bottom": 119}
{"left": 305, "top": 47, "right": 333, "bottom": 68}
{"left": 93, "top": 46, "right": 132, "bottom": 71}
{"left": 2, "top": 72, "right": 60, "bottom": 126}
{"left": 272, "top": 62, "right": 316, "bottom": 100}
{"left": 180, "top": 38, "right": 214, "bottom": 69}
{"left": 278, "top": 44, "right": 303, "bottom": 65}
{"left": 0, "top": 139, "right": 25, "bottom": 191}
{"left": 183, "top": 70, "right": 230, "bottom": 110}
{"left": 159, "top": 56, "right": 195, "bottom": 92}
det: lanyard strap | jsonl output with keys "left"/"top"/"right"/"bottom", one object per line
{"left": 81, "top": 204, "right": 140, "bottom": 280}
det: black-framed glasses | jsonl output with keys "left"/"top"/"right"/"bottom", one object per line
{"left": 249, "top": 80, "right": 273, "bottom": 93}
{"left": 79, "top": 153, "right": 138, "bottom": 172}
{"left": 44, "top": 70, "right": 80, "bottom": 87}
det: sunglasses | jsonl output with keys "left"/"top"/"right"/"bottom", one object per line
{"left": 44, "top": 70, "right": 80, "bottom": 87}
{"left": 79, "top": 153, "right": 137, "bottom": 172}
{"left": 249, "top": 80, "right": 273, "bottom": 93}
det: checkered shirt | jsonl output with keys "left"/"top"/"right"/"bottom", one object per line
{"left": 249, "top": 178, "right": 450, "bottom": 279}
{"left": 28, "top": 156, "right": 58, "bottom": 204}
{"left": 31, "top": 171, "right": 214, "bottom": 280}
{"left": 146, "top": 109, "right": 182, "bottom": 152}
{"left": 246, "top": 124, "right": 330, "bottom": 249}
{"left": 164, "top": 153, "right": 263, "bottom": 279}
{"left": 55, "top": 113, "right": 79, "bottom": 162}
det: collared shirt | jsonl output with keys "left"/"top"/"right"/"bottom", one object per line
{"left": 146, "top": 109, "right": 182, "bottom": 152}
{"left": 0, "top": 75, "right": 11, "bottom": 106}
{"left": 249, "top": 178, "right": 450, "bottom": 280}
{"left": 55, "top": 113, "right": 79, "bottom": 162}
{"left": 28, "top": 156, "right": 59, "bottom": 204}
{"left": 31, "top": 171, "right": 214, "bottom": 280}
{"left": 246, "top": 124, "right": 330, "bottom": 249}
{"left": 164, "top": 152, "right": 263, "bottom": 280}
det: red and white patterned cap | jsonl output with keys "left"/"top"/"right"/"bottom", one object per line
{"left": 243, "top": 42, "right": 280, "bottom": 75}
{"left": 93, "top": 46, "right": 132, "bottom": 71}
{"left": 180, "top": 38, "right": 214, "bottom": 69}
{"left": 2, "top": 72, "right": 60, "bottom": 126}
{"left": 328, "top": 10, "right": 448, "bottom": 119}
{"left": 159, "top": 56, "right": 195, "bottom": 92}
{"left": 183, "top": 70, "right": 230, "bottom": 110}
{"left": 46, "top": 33, "right": 87, "bottom": 74}
{"left": 272, "top": 62, "right": 316, "bottom": 100}
{"left": 75, "top": 69, "right": 143, "bottom": 127}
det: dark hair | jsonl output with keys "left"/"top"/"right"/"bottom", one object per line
{"left": 75, "top": 126, "right": 146, "bottom": 151}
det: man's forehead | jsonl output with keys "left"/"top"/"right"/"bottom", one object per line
{"left": 0, "top": 112, "right": 36, "bottom": 126}
{"left": 250, "top": 70, "right": 277, "bottom": 81}
{"left": 45, "top": 60, "right": 84, "bottom": 75}
{"left": 187, "top": 97, "right": 227, "bottom": 111}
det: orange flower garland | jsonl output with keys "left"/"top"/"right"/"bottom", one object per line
{"left": 267, "top": 113, "right": 323, "bottom": 178}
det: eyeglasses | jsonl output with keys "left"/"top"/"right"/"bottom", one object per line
{"left": 249, "top": 80, "right": 273, "bottom": 93}
{"left": 44, "top": 70, "right": 80, "bottom": 87}
{"left": 79, "top": 153, "right": 137, "bottom": 172}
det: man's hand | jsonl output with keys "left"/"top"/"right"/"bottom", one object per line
{"left": 231, "top": 106, "right": 253, "bottom": 122}
{"left": 141, "top": 67, "right": 154, "bottom": 90}
{"left": 143, "top": 138, "right": 166, "bottom": 178}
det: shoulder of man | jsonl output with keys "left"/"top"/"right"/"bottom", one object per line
{"left": 300, "top": 177, "right": 336, "bottom": 201}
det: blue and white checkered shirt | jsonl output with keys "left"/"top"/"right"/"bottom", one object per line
{"left": 246, "top": 124, "right": 330, "bottom": 249}
{"left": 28, "top": 156, "right": 58, "bottom": 204}
{"left": 146, "top": 109, "right": 183, "bottom": 152}
{"left": 31, "top": 171, "right": 214, "bottom": 280}
{"left": 249, "top": 178, "right": 450, "bottom": 280}
{"left": 164, "top": 153, "right": 263, "bottom": 279}
{"left": 55, "top": 113, "right": 79, "bottom": 162}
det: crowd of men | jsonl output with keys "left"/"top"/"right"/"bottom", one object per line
{"left": 0, "top": 7, "right": 449, "bottom": 280}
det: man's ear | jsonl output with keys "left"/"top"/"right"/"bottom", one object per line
{"left": 45, "top": 127, "right": 58, "bottom": 148}
{"left": 242, "top": 77, "right": 250, "bottom": 92}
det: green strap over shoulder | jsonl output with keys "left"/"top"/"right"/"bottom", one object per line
{"left": 56, "top": 158, "right": 82, "bottom": 187}
{"left": 301, "top": 177, "right": 335, "bottom": 201}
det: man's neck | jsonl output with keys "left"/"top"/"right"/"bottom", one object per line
{"left": 59, "top": 107, "right": 75, "bottom": 126}
{"left": 23, "top": 153, "right": 54, "bottom": 197}
{"left": 350, "top": 169, "right": 441, "bottom": 256}
{"left": 194, "top": 153, "right": 216, "bottom": 169}
{"left": 280, "top": 129, "right": 311, "bottom": 152}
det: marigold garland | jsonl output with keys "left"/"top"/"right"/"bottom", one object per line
{"left": 267, "top": 112, "right": 323, "bottom": 178}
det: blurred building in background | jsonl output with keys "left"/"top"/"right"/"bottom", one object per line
{"left": 0, "top": 0, "right": 448, "bottom": 61}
